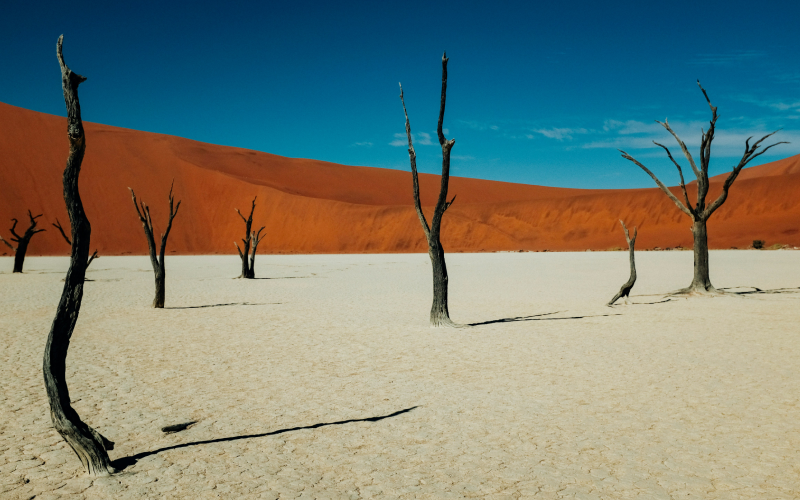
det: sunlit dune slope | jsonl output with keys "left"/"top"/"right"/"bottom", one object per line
{"left": 1, "top": 101, "right": 798, "bottom": 256}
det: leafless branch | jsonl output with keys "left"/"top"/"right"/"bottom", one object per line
{"left": 705, "top": 130, "right": 788, "bottom": 217}
{"left": 656, "top": 119, "right": 701, "bottom": 179}
{"left": 399, "top": 83, "right": 431, "bottom": 239}
{"left": 86, "top": 250, "right": 98, "bottom": 267}
{"left": 0, "top": 233, "right": 14, "bottom": 251}
{"left": 53, "top": 218, "right": 72, "bottom": 245}
{"left": 653, "top": 141, "right": 694, "bottom": 216}
{"left": 9, "top": 218, "right": 21, "bottom": 240}
{"left": 619, "top": 149, "right": 692, "bottom": 217}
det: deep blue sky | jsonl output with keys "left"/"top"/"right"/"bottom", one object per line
{"left": 2, "top": 0, "right": 798, "bottom": 189}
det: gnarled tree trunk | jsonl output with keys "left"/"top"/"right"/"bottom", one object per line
{"left": 400, "top": 53, "right": 459, "bottom": 327}
{"left": 620, "top": 82, "right": 785, "bottom": 295}
{"left": 608, "top": 220, "right": 638, "bottom": 305}
{"left": 43, "top": 35, "right": 115, "bottom": 477}
{"left": 128, "top": 181, "right": 181, "bottom": 308}
{"left": 1, "top": 211, "right": 46, "bottom": 273}
{"left": 235, "top": 197, "right": 257, "bottom": 278}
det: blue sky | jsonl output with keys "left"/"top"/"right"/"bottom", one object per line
{"left": 2, "top": 0, "right": 798, "bottom": 189}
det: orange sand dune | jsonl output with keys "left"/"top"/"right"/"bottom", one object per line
{"left": 0, "top": 101, "right": 798, "bottom": 256}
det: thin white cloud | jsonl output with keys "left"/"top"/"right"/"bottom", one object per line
{"left": 533, "top": 127, "right": 588, "bottom": 141}
{"left": 585, "top": 118, "right": 795, "bottom": 158}
{"left": 389, "top": 131, "right": 435, "bottom": 147}
{"left": 736, "top": 96, "right": 800, "bottom": 112}
{"left": 352, "top": 141, "right": 373, "bottom": 147}
{"left": 416, "top": 132, "right": 433, "bottom": 145}
{"left": 451, "top": 155, "right": 475, "bottom": 161}
{"left": 458, "top": 120, "right": 499, "bottom": 131}
{"left": 689, "top": 50, "right": 765, "bottom": 66}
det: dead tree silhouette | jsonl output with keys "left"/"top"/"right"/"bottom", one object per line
{"left": 620, "top": 81, "right": 786, "bottom": 295}
{"left": 608, "top": 220, "right": 638, "bottom": 305}
{"left": 234, "top": 197, "right": 264, "bottom": 279}
{"left": 128, "top": 181, "right": 181, "bottom": 308}
{"left": 399, "top": 53, "right": 461, "bottom": 327}
{"left": 1, "top": 210, "right": 46, "bottom": 273}
{"left": 53, "top": 218, "right": 98, "bottom": 267}
{"left": 43, "top": 35, "right": 115, "bottom": 476}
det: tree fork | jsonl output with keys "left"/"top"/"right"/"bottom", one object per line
{"left": 43, "top": 35, "right": 115, "bottom": 477}
{"left": 400, "top": 52, "right": 461, "bottom": 327}
{"left": 608, "top": 220, "right": 638, "bottom": 306}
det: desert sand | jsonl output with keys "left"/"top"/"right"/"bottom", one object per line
{"left": 1, "top": 251, "right": 799, "bottom": 499}
{"left": 2, "top": 101, "right": 800, "bottom": 256}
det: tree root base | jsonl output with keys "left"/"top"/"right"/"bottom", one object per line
{"left": 429, "top": 317, "right": 467, "bottom": 328}
{"left": 666, "top": 285, "right": 735, "bottom": 298}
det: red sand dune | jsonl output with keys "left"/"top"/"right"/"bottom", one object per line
{"left": 1, "top": 101, "right": 798, "bottom": 257}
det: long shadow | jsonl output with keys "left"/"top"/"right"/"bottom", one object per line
{"left": 470, "top": 311, "right": 621, "bottom": 326}
{"left": 719, "top": 286, "right": 800, "bottom": 295}
{"left": 165, "top": 302, "right": 277, "bottom": 309}
{"left": 253, "top": 276, "right": 316, "bottom": 280}
{"left": 111, "top": 406, "right": 418, "bottom": 472}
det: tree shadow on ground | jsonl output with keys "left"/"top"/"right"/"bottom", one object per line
{"left": 111, "top": 406, "right": 418, "bottom": 472}
{"left": 252, "top": 276, "right": 317, "bottom": 280}
{"left": 165, "top": 302, "right": 278, "bottom": 309}
{"left": 608, "top": 298, "right": 672, "bottom": 306}
{"left": 469, "top": 311, "right": 621, "bottom": 326}
{"left": 720, "top": 286, "right": 800, "bottom": 295}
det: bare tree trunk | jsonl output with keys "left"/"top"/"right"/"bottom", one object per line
{"left": 400, "top": 53, "right": 459, "bottom": 327}
{"left": 620, "top": 81, "right": 786, "bottom": 296}
{"left": 129, "top": 181, "right": 181, "bottom": 308}
{"left": 13, "top": 239, "right": 29, "bottom": 273}
{"left": 153, "top": 267, "right": 166, "bottom": 308}
{"left": 247, "top": 226, "right": 265, "bottom": 279}
{"left": 1, "top": 211, "right": 46, "bottom": 273}
{"left": 53, "top": 218, "right": 98, "bottom": 268}
{"left": 429, "top": 241, "right": 452, "bottom": 325}
{"left": 235, "top": 197, "right": 256, "bottom": 279}
{"left": 44, "top": 35, "right": 115, "bottom": 476}
{"left": 690, "top": 218, "right": 713, "bottom": 291}
{"left": 608, "top": 220, "right": 637, "bottom": 305}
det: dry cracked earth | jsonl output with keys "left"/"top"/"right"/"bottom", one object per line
{"left": 1, "top": 252, "right": 799, "bottom": 499}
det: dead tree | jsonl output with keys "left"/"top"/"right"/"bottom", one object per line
{"left": 129, "top": 182, "right": 181, "bottom": 308}
{"left": 608, "top": 220, "right": 638, "bottom": 305}
{"left": 400, "top": 52, "right": 460, "bottom": 327}
{"left": 248, "top": 226, "right": 265, "bottom": 278}
{"left": 0, "top": 210, "right": 46, "bottom": 273}
{"left": 620, "top": 81, "right": 786, "bottom": 295}
{"left": 44, "top": 35, "right": 115, "bottom": 477}
{"left": 234, "top": 197, "right": 258, "bottom": 278}
{"left": 53, "top": 218, "right": 98, "bottom": 267}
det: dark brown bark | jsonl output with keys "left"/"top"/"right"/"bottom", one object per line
{"left": 620, "top": 81, "right": 786, "bottom": 295}
{"left": 1, "top": 211, "right": 46, "bottom": 273}
{"left": 128, "top": 181, "right": 181, "bottom": 308}
{"left": 400, "top": 53, "right": 459, "bottom": 327}
{"left": 44, "top": 35, "right": 115, "bottom": 477}
{"left": 53, "top": 218, "right": 98, "bottom": 267}
{"left": 247, "top": 226, "right": 265, "bottom": 279}
{"left": 235, "top": 197, "right": 256, "bottom": 279}
{"left": 608, "top": 220, "right": 638, "bottom": 305}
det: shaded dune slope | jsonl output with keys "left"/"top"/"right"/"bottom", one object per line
{"left": 1, "top": 101, "right": 798, "bottom": 256}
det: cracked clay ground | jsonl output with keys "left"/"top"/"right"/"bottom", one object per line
{"left": 1, "top": 251, "right": 799, "bottom": 499}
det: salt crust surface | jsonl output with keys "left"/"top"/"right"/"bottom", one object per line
{"left": 1, "top": 252, "right": 799, "bottom": 499}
